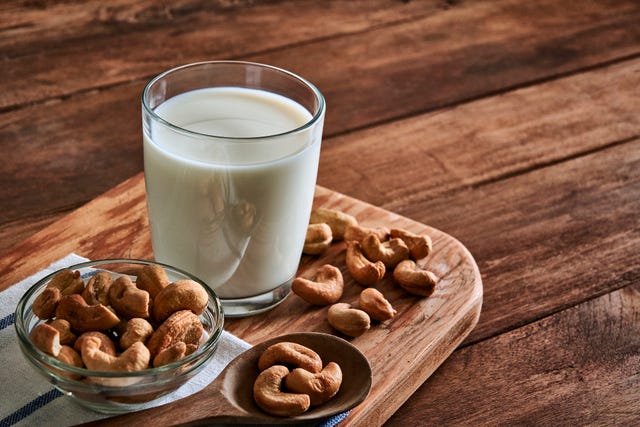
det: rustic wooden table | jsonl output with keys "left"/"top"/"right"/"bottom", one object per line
{"left": 1, "top": 1, "right": 639, "bottom": 426}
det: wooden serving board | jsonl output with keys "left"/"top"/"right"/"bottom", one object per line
{"left": 0, "top": 173, "right": 482, "bottom": 426}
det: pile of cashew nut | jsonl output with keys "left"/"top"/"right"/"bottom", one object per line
{"left": 28, "top": 264, "right": 209, "bottom": 377}
{"left": 295, "top": 208, "right": 437, "bottom": 337}
{"left": 253, "top": 341, "right": 342, "bottom": 417}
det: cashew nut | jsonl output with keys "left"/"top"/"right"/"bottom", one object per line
{"left": 74, "top": 331, "right": 117, "bottom": 357}
{"left": 393, "top": 259, "right": 438, "bottom": 297}
{"left": 345, "top": 241, "right": 385, "bottom": 286}
{"left": 29, "top": 323, "right": 62, "bottom": 356}
{"left": 57, "top": 345, "right": 83, "bottom": 368}
{"left": 82, "top": 271, "right": 113, "bottom": 306}
{"left": 327, "top": 303, "right": 371, "bottom": 337}
{"left": 292, "top": 264, "right": 344, "bottom": 306}
{"left": 285, "top": 362, "right": 343, "bottom": 406}
{"left": 32, "top": 287, "right": 62, "bottom": 320}
{"left": 153, "top": 341, "right": 197, "bottom": 367}
{"left": 303, "top": 223, "right": 333, "bottom": 255}
{"left": 309, "top": 207, "right": 358, "bottom": 241}
{"left": 56, "top": 346, "right": 83, "bottom": 379}
{"left": 146, "top": 310, "right": 204, "bottom": 358}
{"left": 46, "top": 269, "right": 85, "bottom": 295}
{"left": 358, "top": 288, "right": 397, "bottom": 321}
{"left": 81, "top": 336, "right": 150, "bottom": 372}
{"left": 135, "top": 264, "right": 170, "bottom": 299}
{"left": 153, "top": 280, "right": 208, "bottom": 323}
{"left": 47, "top": 319, "right": 76, "bottom": 346}
{"left": 32, "top": 270, "right": 84, "bottom": 320}
{"left": 258, "top": 342, "right": 323, "bottom": 373}
{"left": 344, "top": 224, "right": 390, "bottom": 243}
{"left": 55, "top": 294, "right": 120, "bottom": 332}
{"left": 390, "top": 228, "right": 433, "bottom": 260}
{"left": 361, "top": 234, "right": 410, "bottom": 268}
{"left": 119, "top": 318, "right": 154, "bottom": 350}
{"left": 253, "top": 365, "right": 311, "bottom": 417}
{"left": 108, "top": 276, "right": 151, "bottom": 319}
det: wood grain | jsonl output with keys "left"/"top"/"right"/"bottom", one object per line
{"left": 2, "top": 0, "right": 639, "bottom": 255}
{"left": 0, "top": 0, "right": 433, "bottom": 109}
{"left": 403, "top": 137, "right": 640, "bottom": 346}
{"left": 388, "top": 283, "right": 640, "bottom": 426}
{"left": 0, "top": 183, "right": 482, "bottom": 427}
{"left": 3, "top": 0, "right": 638, "bottom": 114}
{"left": 319, "top": 58, "right": 640, "bottom": 209}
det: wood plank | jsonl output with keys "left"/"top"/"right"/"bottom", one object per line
{"left": 386, "top": 283, "right": 640, "bottom": 426}
{"left": 0, "top": 183, "right": 482, "bottom": 427}
{"left": 403, "top": 137, "right": 640, "bottom": 345}
{"left": 318, "top": 58, "right": 640, "bottom": 208}
{"left": 3, "top": 0, "right": 639, "bottom": 121}
{"left": 0, "top": 0, "right": 435, "bottom": 110}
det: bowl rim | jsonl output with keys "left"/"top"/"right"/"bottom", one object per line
{"left": 14, "top": 258, "right": 225, "bottom": 379}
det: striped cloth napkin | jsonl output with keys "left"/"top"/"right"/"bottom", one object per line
{"left": 0, "top": 254, "right": 348, "bottom": 427}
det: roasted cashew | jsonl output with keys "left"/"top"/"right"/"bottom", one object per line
{"left": 153, "top": 279, "right": 208, "bottom": 323}
{"left": 358, "top": 288, "right": 397, "bottom": 321}
{"left": 327, "top": 303, "right": 371, "bottom": 337}
{"left": 146, "top": 310, "right": 204, "bottom": 358}
{"left": 303, "top": 223, "right": 333, "bottom": 255}
{"left": 82, "top": 271, "right": 113, "bottom": 306}
{"left": 81, "top": 336, "right": 150, "bottom": 372}
{"left": 153, "top": 341, "right": 197, "bottom": 367}
{"left": 309, "top": 207, "right": 358, "bottom": 241}
{"left": 57, "top": 345, "right": 82, "bottom": 366}
{"left": 119, "top": 318, "right": 154, "bottom": 350}
{"left": 344, "top": 224, "right": 390, "bottom": 243}
{"left": 33, "top": 270, "right": 84, "bottom": 320}
{"left": 258, "top": 342, "right": 323, "bottom": 373}
{"left": 53, "top": 346, "right": 83, "bottom": 380}
{"left": 393, "top": 259, "right": 438, "bottom": 297}
{"left": 32, "top": 287, "right": 62, "bottom": 320}
{"left": 74, "top": 331, "right": 117, "bottom": 356}
{"left": 108, "top": 276, "right": 151, "bottom": 319}
{"left": 285, "top": 361, "right": 343, "bottom": 406}
{"left": 46, "top": 269, "right": 85, "bottom": 295}
{"left": 29, "top": 323, "right": 61, "bottom": 356}
{"left": 55, "top": 294, "right": 120, "bottom": 332}
{"left": 292, "top": 264, "right": 344, "bottom": 306}
{"left": 345, "top": 241, "right": 385, "bottom": 286}
{"left": 253, "top": 365, "right": 311, "bottom": 417}
{"left": 135, "top": 264, "right": 170, "bottom": 299}
{"left": 361, "top": 234, "right": 410, "bottom": 268}
{"left": 47, "top": 319, "right": 76, "bottom": 346}
{"left": 390, "top": 228, "right": 433, "bottom": 260}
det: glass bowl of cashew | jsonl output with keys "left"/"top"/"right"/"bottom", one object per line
{"left": 14, "top": 258, "right": 225, "bottom": 414}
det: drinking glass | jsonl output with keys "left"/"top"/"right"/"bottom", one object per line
{"left": 142, "top": 61, "right": 325, "bottom": 317}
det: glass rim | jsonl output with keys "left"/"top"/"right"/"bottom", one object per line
{"left": 141, "top": 60, "right": 326, "bottom": 141}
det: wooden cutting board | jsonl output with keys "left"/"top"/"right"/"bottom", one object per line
{"left": 0, "top": 173, "right": 482, "bottom": 426}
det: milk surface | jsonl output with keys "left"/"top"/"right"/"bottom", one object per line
{"left": 143, "top": 87, "right": 321, "bottom": 298}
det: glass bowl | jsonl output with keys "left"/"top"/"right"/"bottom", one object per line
{"left": 14, "top": 259, "right": 224, "bottom": 414}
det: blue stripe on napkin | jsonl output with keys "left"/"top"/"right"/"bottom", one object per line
{"left": 0, "top": 313, "right": 14, "bottom": 332}
{"left": 0, "top": 389, "right": 63, "bottom": 427}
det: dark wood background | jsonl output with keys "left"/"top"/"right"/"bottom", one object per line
{"left": 1, "top": 0, "right": 639, "bottom": 425}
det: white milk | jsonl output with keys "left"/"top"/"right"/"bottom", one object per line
{"left": 143, "top": 87, "right": 321, "bottom": 298}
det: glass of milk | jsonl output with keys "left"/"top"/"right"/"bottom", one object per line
{"left": 142, "top": 61, "right": 325, "bottom": 317}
